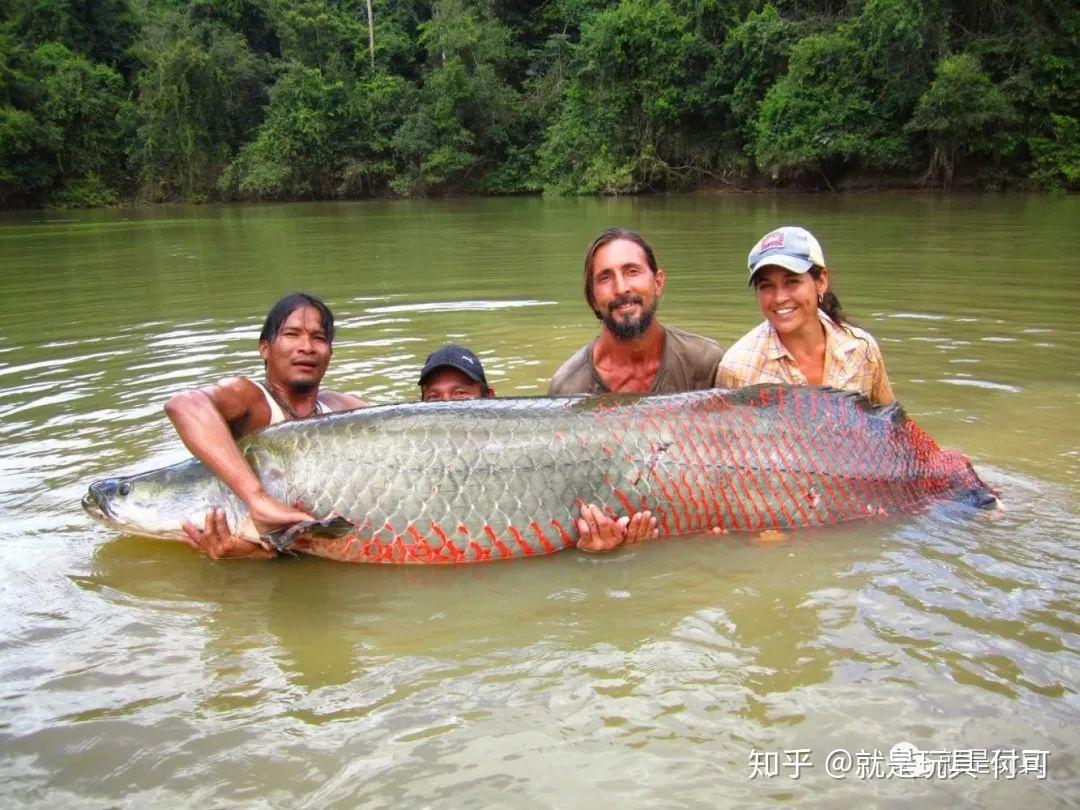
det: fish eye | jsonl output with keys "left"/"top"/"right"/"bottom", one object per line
{"left": 119, "top": 482, "right": 132, "bottom": 496}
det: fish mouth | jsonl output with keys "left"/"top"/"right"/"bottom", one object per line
{"left": 82, "top": 493, "right": 111, "bottom": 526}
{"left": 80, "top": 483, "right": 168, "bottom": 539}
{"left": 82, "top": 480, "right": 118, "bottom": 525}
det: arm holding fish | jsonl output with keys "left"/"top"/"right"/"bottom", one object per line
{"left": 164, "top": 379, "right": 313, "bottom": 552}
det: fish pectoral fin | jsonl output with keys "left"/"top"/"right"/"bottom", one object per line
{"left": 261, "top": 516, "right": 355, "bottom": 553}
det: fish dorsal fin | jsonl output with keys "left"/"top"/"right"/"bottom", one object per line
{"left": 717, "top": 383, "right": 907, "bottom": 422}
{"left": 872, "top": 399, "right": 907, "bottom": 425}
{"left": 810, "top": 385, "right": 908, "bottom": 424}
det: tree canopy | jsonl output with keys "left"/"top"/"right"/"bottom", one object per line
{"left": 0, "top": 0, "right": 1076, "bottom": 207}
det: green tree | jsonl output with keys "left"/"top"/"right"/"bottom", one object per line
{"left": 710, "top": 4, "right": 796, "bottom": 171}
{"left": 392, "top": 0, "right": 522, "bottom": 194}
{"left": 538, "top": 0, "right": 718, "bottom": 194}
{"left": 0, "top": 36, "right": 132, "bottom": 206}
{"left": 274, "top": 0, "right": 368, "bottom": 74}
{"left": 366, "top": 0, "right": 427, "bottom": 79}
{"left": 0, "top": 35, "right": 56, "bottom": 206}
{"left": 1022, "top": 6, "right": 1079, "bottom": 190}
{"left": 1028, "top": 113, "right": 1079, "bottom": 190}
{"left": 223, "top": 62, "right": 406, "bottom": 198}
{"left": 752, "top": 0, "right": 941, "bottom": 184}
{"left": 187, "top": 0, "right": 282, "bottom": 59}
{"left": 906, "top": 53, "right": 1015, "bottom": 186}
{"left": 848, "top": 0, "right": 942, "bottom": 169}
{"left": 1, "top": 0, "right": 1077, "bottom": 205}
{"left": 31, "top": 41, "right": 133, "bottom": 205}
{"left": 132, "top": 17, "right": 269, "bottom": 201}
{"left": 751, "top": 29, "right": 869, "bottom": 185}
{"left": 2, "top": 0, "right": 139, "bottom": 73}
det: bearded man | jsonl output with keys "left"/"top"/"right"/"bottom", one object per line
{"left": 548, "top": 228, "right": 724, "bottom": 395}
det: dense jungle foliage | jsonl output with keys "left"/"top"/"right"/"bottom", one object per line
{"left": 0, "top": 0, "right": 1076, "bottom": 207}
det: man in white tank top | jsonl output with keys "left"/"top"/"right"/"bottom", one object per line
{"left": 165, "top": 293, "right": 366, "bottom": 558}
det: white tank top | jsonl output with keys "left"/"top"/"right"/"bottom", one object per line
{"left": 249, "top": 380, "right": 331, "bottom": 425}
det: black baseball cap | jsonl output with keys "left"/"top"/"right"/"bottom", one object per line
{"left": 418, "top": 345, "right": 488, "bottom": 387}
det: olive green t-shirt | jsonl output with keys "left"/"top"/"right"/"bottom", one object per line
{"left": 547, "top": 325, "right": 725, "bottom": 395}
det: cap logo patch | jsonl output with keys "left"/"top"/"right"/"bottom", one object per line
{"left": 759, "top": 231, "right": 786, "bottom": 251}
{"left": 459, "top": 355, "right": 475, "bottom": 364}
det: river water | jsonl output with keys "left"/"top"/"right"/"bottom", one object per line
{"left": 0, "top": 195, "right": 1077, "bottom": 807}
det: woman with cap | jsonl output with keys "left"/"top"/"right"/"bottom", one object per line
{"left": 715, "top": 226, "right": 894, "bottom": 405}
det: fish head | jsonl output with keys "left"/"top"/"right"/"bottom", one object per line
{"left": 82, "top": 461, "right": 241, "bottom": 540}
{"left": 940, "top": 450, "right": 1000, "bottom": 509}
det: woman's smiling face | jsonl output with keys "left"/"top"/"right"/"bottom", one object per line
{"left": 752, "top": 265, "right": 829, "bottom": 337}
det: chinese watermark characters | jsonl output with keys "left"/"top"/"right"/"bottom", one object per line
{"left": 748, "top": 743, "right": 1049, "bottom": 780}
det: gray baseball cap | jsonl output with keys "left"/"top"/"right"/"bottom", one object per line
{"left": 747, "top": 227, "right": 826, "bottom": 283}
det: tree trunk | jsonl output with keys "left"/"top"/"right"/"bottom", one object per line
{"left": 365, "top": 0, "right": 375, "bottom": 68}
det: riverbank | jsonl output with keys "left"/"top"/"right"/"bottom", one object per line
{"left": 7, "top": 176, "right": 1071, "bottom": 214}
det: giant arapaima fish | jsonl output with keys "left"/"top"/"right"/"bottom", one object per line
{"left": 82, "top": 385, "right": 996, "bottom": 563}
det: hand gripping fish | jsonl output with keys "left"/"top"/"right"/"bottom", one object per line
{"left": 82, "top": 385, "right": 997, "bottom": 563}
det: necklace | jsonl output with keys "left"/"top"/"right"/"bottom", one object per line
{"left": 263, "top": 379, "right": 316, "bottom": 420}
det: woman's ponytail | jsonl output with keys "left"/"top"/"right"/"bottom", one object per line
{"left": 810, "top": 267, "right": 855, "bottom": 328}
{"left": 819, "top": 290, "right": 848, "bottom": 327}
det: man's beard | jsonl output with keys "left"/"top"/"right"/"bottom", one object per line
{"left": 288, "top": 379, "right": 319, "bottom": 394}
{"left": 602, "top": 294, "right": 657, "bottom": 340}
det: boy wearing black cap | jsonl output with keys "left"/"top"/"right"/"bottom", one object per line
{"left": 418, "top": 344, "right": 495, "bottom": 401}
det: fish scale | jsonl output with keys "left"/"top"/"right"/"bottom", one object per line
{"left": 83, "top": 385, "right": 996, "bottom": 564}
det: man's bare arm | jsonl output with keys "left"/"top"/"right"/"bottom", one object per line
{"left": 164, "top": 378, "right": 313, "bottom": 532}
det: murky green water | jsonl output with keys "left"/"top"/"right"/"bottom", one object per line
{"left": 0, "top": 195, "right": 1077, "bottom": 807}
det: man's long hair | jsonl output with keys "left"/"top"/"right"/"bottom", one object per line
{"left": 259, "top": 292, "right": 335, "bottom": 345}
{"left": 583, "top": 228, "right": 659, "bottom": 319}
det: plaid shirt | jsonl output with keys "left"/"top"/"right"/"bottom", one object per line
{"left": 715, "top": 311, "right": 895, "bottom": 404}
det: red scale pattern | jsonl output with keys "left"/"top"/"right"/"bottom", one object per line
{"left": 260, "top": 385, "right": 991, "bottom": 565}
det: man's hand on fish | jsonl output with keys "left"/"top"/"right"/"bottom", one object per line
{"left": 623, "top": 510, "right": 658, "bottom": 545}
{"left": 244, "top": 490, "right": 315, "bottom": 535}
{"left": 576, "top": 504, "right": 658, "bottom": 553}
{"left": 180, "top": 508, "right": 277, "bottom": 559}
